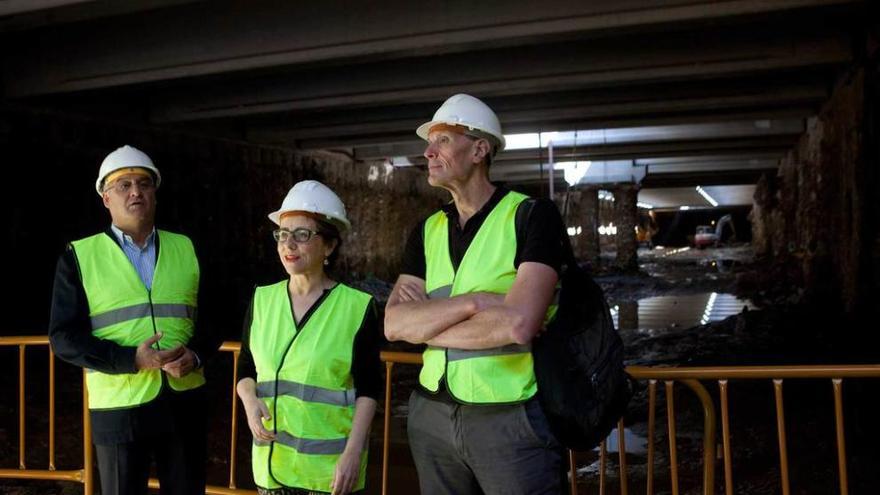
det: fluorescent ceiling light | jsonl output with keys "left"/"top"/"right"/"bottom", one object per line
{"left": 390, "top": 156, "right": 414, "bottom": 167}
{"left": 553, "top": 161, "right": 592, "bottom": 186}
{"left": 695, "top": 185, "right": 719, "bottom": 207}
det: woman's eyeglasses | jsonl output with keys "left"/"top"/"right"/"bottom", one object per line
{"left": 273, "top": 227, "right": 321, "bottom": 244}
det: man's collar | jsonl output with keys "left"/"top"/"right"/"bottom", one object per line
{"left": 110, "top": 224, "right": 156, "bottom": 249}
{"left": 442, "top": 185, "right": 509, "bottom": 219}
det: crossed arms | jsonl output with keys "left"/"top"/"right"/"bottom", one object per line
{"left": 384, "top": 261, "right": 557, "bottom": 350}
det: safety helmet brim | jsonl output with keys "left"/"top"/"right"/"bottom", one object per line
{"left": 268, "top": 180, "right": 351, "bottom": 232}
{"left": 416, "top": 121, "right": 506, "bottom": 151}
{"left": 96, "top": 145, "right": 161, "bottom": 195}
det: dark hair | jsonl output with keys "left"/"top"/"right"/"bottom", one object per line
{"left": 315, "top": 219, "right": 342, "bottom": 270}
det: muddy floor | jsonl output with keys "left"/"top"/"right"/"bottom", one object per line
{"left": 3, "top": 244, "right": 878, "bottom": 494}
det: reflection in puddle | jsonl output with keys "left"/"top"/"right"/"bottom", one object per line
{"left": 701, "top": 258, "right": 739, "bottom": 273}
{"left": 575, "top": 428, "right": 650, "bottom": 477}
{"left": 610, "top": 293, "right": 757, "bottom": 331}
{"left": 599, "top": 427, "right": 648, "bottom": 454}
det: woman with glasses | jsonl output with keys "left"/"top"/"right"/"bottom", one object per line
{"left": 236, "top": 180, "right": 381, "bottom": 495}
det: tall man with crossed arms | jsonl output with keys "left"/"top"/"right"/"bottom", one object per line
{"left": 385, "top": 95, "right": 567, "bottom": 495}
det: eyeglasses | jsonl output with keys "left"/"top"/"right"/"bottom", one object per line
{"left": 104, "top": 178, "right": 156, "bottom": 194}
{"left": 273, "top": 227, "right": 321, "bottom": 244}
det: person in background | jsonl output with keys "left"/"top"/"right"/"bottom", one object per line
{"left": 236, "top": 180, "right": 381, "bottom": 495}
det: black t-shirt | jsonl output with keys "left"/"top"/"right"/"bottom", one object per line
{"left": 401, "top": 187, "right": 566, "bottom": 279}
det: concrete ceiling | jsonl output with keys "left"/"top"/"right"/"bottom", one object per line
{"left": 0, "top": 0, "right": 872, "bottom": 201}
{"left": 638, "top": 185, "right": 757, "bottom": 210}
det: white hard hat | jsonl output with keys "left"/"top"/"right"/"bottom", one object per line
{"left": 416, "top": 93, "right": 505, "bottom": 152}
{"left": 269, "top": 180, "right": 351, "bottom": 232}
{"left": 95, "top": 145, "right": 161, "bottom": 195}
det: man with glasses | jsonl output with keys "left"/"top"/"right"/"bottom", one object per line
{"left": 49, "top": 145, "right": 217, "bottom": 495}
{"left": 385, "top": 94, "right": 567, "bottom": 494}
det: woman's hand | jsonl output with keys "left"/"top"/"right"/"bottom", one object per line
{"left": 237, "top": 379, "right": 275, "bottom": 442}
{"left": 330, "top": 447, "right": 361, "bottom": 495}
{"left": 242, "top": 396, "right": 275, "bottom": 441}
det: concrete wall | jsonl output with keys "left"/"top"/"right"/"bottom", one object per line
{"left": 750, "top": 63, "right": 878, "bottom": 314}
{"left": 1, "top": 106, "right": 445, "bottom": 335}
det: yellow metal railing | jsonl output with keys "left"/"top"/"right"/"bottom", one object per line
{"left": 0, "top": 336, "right": 94, "bottom": 492}
{"left": 2, "top": 337, "right": 879, "bottom": 495}
{"left": 624, "top": 365, "right": 880, "bottom": 495}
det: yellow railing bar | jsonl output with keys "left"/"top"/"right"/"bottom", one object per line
{"left": 832, "top": 379, "right": 848, "bottom": 495}
{"left": 681, "top": 379, "right": 716, "bottom": 495}
{"left": 382, "top": 360, "right": 394, "bottom": 495}
{"left": 0, "top": 336, "right": 51, "bottom": 345}
{"left": 49, "top": 348, "right": 56, "bottom": 471}
{"left": 220, "top": 341, "right": 242, "bottom": 490}
{"left": 617, "top": 417, "right": 629, "bottom": 495}
{"left": 719, "top": 379, "right": 733, "bottom": 495}
{"left": 774, "top": 379, "right": 790, "bottom": 495}
{"left": 647, "top": 379, "right": 657, "bottom": 495}
{"left": 19, "top": 344, "right": 26, "bottom": 470}
{"left": 568, "top": 450, "right": 578, "bottom": 495}
{"left": 628, "top": 364, "right": 880, "bottom": 379}
{"left": 82, "top": 370, "right": 94, "bottom": 494}
{"left": 665, "top": 380, "right": 680, "bottom": 495}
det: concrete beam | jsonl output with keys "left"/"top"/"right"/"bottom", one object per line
{"left": 3, "top": 0, "right": 856, "bottom": 97}
{"left": 243, "top": 74, "right": 826, "bottom": 135}
{"left": 146, "top": 28, "right": 849, "bottom": 122}
{"left": 0, "top": 0, "right": 93, "bottom": 16}
{"left": 0, "top": 0, "right": 199, "bottom": 31}
{"left": 244, "top": 83, "right": 824, "bottom": 141}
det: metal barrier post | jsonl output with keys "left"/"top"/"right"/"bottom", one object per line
{"left": 382, "top": 360, "right": 394, "bottom": 495}
{"left": 82, "top": 370, "right": 93, "bottom": 495}
{"left": 19, "top": 345, "right": 26, "bottom": 470}
{"left": 49, "top": 348, "right": 56, "bottom": 472}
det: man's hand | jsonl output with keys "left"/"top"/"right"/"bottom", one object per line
{"left": 161, "top": 347, "right": 197, "bottom": 378}
{"left": 397, "top": 281, "right": 428, "bottom": 302}
{"left": 135, "top": 333, "right": 184, "bottom": 370}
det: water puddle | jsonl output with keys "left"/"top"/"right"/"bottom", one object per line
{"left": 600, "top": 427, "right": 648, "bottom": 454}
{"left": 699, "top": 258, "right": 739, "bottom": 273}
{"left": 610, "top": 293, "right": 757, "bottom": 332}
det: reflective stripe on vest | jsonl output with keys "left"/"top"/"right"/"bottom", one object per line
{"left": 419, "top": 190, "right": 540, "bottom": 404}
{"left": 249, "top": 281, "right": 371, "bottom": 492}
{"left": 72, "top": 231, "right": 202, "bottom": 410}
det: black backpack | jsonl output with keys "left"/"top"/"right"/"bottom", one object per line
{"left": 525, "top": 201, "right": 632, "bottom": 451}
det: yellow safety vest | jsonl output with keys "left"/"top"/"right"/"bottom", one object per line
{"left": 420, "top": 190, "right": 542, "bottom": 404}
{"left": 249, "top": 281, "right": 372, "bottom": 492}
{"left": 72, "top": 230, "right": 203, "bottom": 410}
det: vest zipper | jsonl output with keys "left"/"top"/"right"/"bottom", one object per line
{"left": 147, "top": 289, "right": 169, "bottom": 390}
{"left": 266, "top": 284, "right": 337, "bottom": 488}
